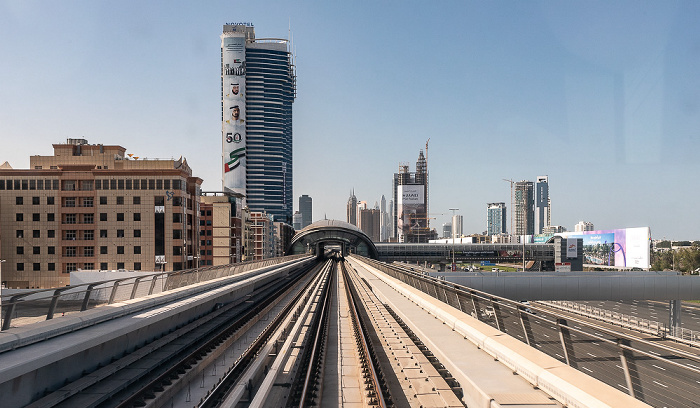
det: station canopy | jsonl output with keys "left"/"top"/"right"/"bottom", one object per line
{"left": 287, "top": 219, "right": 378, "bottom": 258}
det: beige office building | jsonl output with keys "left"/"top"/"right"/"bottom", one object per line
{"left": 0, "top": 139, "right": 202, "bottom": 289}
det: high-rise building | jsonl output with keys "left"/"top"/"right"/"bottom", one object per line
{"left": 199, "top": 191, "right": 243, "bottom": 266}
{"left": 358, "top": 208, "right": 381, "bottom": 242}
{"left": 380, "top": 195, "right": 388, "bottom": 242}
{"left": 514, "top": 181, "right": 534, "bottom": 236}
{"left": 292, "top": 211, "right": 302, "bottom": 230}
{"left": 452, "top": 214, "right": 463, "bottom": 238}
{"left": 298, "top": 194, "right": 312, "bottom": 228}
{"left": 0, "top": 139, "right": 202, "bottom": 288}
{"left": 392, "top": 150, "right": 435, "bottom": 243}
{"left": 534, "top": 176, "right": 549, "bottom": 234}
{"left": 575, "top": 221, "right": 594, "bottom": 232}
{"left": 487, "top": 202, "right": 507, "bottom": 235}
{"left": 346, "top": 190, "right": 357, "bottom": 226}
{"left": 442, "top": 223, "right": 452, "bottom": 239}
{"left": 221, "top": 24, "right": 296, "bottom": 224}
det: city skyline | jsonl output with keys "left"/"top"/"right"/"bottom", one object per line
{"left": 1, "top": 2, "right": 699, "bottom": 239}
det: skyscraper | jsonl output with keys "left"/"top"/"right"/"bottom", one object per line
{"left": 487, "top": 202, "right": 507, "bottom": 235}
{"left": 346, "top": 190, "right": 357, "bottom": 226}
{"left": 392, "top": 150, "right": 434, "bottom": 243}
{"left": 452, "top": 214, "right": 463, "bottom": 238}
{"left": 221, "top": 23, "right": 296, "bottom": 224}
{"left": 534, "top": 176, "right": 549, "bottom": 234}
{"left": 298, "top": 194, "right": 312, "bottom": 228}
{"left": 514, "top": 181, "right": 534, "bottom": 236}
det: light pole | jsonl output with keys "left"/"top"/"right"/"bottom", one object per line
{"left": 449, "top": 208, "right": 459, "bottom": 271}
{"left": 0, "top": 260, "right": 5, "bottom": 329}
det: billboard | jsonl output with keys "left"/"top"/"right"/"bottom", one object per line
{"left": 557, "top": 227, "right": 650, "bottom": 268}
{"left": 222, "top": 34, "right": 247, "bottom": 195}
{"left": 397, "top": 185, "right": 425, "bottom": 242}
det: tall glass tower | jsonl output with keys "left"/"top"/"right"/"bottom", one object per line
{"left": 221, "top": 23, "right": 296, "bottom": 224}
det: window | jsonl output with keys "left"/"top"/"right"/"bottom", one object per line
{"left": 100, "top": 213, "right": 107, "bottom": 221}
{"left": 65, "top": 230, "right": 76, "bottom": 240}
{"left": 173, "top": 246, "right": 182, "bottom": 255}
{"left": 66, "top": 263, "right": 77, "bottom": 273}
{"left": 207, "top": 240, "right": 212, "bottom": 245}
{"left": 117, "top": 262, "right": 125, "bottom": 270}
{"left": 82, "top": 213, "right": 94, "bottom": 224}
{"left": 33, "top": 230, "right": 40, "bottom": 238}
{"left": 126, "top": 179, "right": 132, "bottom": 190}
{"left": 79, "top": 180, "right": 93, "bottom": 191}
{"left": 100, "top": 246, "right": 108, "bottom": 254}
{"left": 83, "top": 263, "right": 94, "bottom": 270}
{"left": 100, "top": 196, "right": 107, "bottom": 205}
{"left": 173, "top": 229, "right": 182, "bottom": 239}
{"left": 133, "top": 179, "right": 140, "bottom": 190}
{"left": 117, "top": 179, "right": 124, "bottom": 190}
{"left": 33, "top": 246, "right": 41, "bottom": 255}
{"left": 100, "top": 229, "right": 107, "bottom": 238}
{"left": 83, "top": 230, "right": 94, "bottom": 240}
{"left": 199, "top": 220, "right": 205, "bottom": 226}
{"left": 83, "top": 247, "right": 94, "bottom": 257}
{"left": 17, "top": 263, "right": 24, "bottom": 271}
{"left": 64, "top": 197, "right": 76, "bottom": 207}
{"left": 47, "top": 213, "right": 55, "bottom": 222}
{"left": 110, "top": 179, "right": 116, "bottom": 190}
{"left": 48, "top": 246, "right": 55, "bottom": 255}
{"left": 173, "top": 213, "right": 182, "bottom": 223}
{"left": 65, "top": 214, "right": 77, "bottom": 224}
{"left": 149, "top": 179, "right": 156, "bottom": 190}
{"left": 199, "top": 230, "right": 205, "bottom": 236}
{"left": 81, "top": 197, "right": 94, "bottom": 207}
{"left": 17, "top": 230, "right": 24, "bottom": 238}
{"left": 133, "top": 196, "right": 141, "bottom": 205}
{"left": 48, "top": 263, "right": 55, "bottom": 271}
{"left": 16, "top": 213, "right": 23, "bottom": 222}
{"left": 116, "top": 196, "right": 124, "bottom": 205}
{"left": 134, "top": 262, "right": 141, "bottom": 271}
{"left": 33, "top": 213, "right": 40, "bottom": 221}
{"left": 201, "top": 240, "right": 205, "bottom": 246}
{"left": 133, "top": 213, "right": 141, "bottom": 221}
{"left": 48, "top": 230, "right": 55, "bottom": 238}
{"left": 134, "top": 229, "right": 141, "bottom": 237}
{"left": 117, "top": 230, "right": 124, "bottom": 238}
{"left": 47, "top": 196, "right": 54, "bottom": 205}
{"left": 65, "top": 247, "right": 77, "bottom": 257}
{"left": 29, "top": 180, "right": 36, "bottom": 190}
{"left": 100, "top": 263, "right": 108, "bottom": 270}
{"left": 200, "top": 210, "right": 205, "bottom": 216}
{"left": 207, "top": 250, "right": 212, "bottom": 256}
{"left": 117, "top": 213, "right": 124, "bottom": 221}
{"left": 155, "top": 196, "right": 164, "bottom": 206}
{"left": 173, "top": 196, "right": 182, "bottom": 206}
{"left": 33, "top": 263, "right": 41, "bottom": 271}
{"left": 95, "top": 179, "right": 101, "bottom": 189}
{"left": 117, "top": 246, "right": 124, "bottom": 254}
{"left": 134, "top": 246, "right": 141, "bottom": 254}
{"left": 206, "top": 230, "right": 212, "bottom": 236}
{"left": 16, "top": 197, "right": 23, "bottom": 205}
{"left": 32, "top": 197, "right": 39, "bottom": 205}
{"left": 200, "top": 249, "right": 206, "bottom": 256}
{"left": 173, "top": 179, "right": 181, "bottom": 190}
{"left": 16, "top": 246, "right": 24, "bottom": 255}
{"left": 62, "top": 180, "right": 76, "bottom": 191}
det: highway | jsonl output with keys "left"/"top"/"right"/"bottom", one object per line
{"left": 576, "top": 300, "right": 700, "bottom": 331}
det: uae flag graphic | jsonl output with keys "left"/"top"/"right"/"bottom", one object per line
{"left": 225, "top": 147, "right": 246, "bottom": 173}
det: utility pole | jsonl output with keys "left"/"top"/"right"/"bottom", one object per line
{"left": 450, "top": 208, "right": 459, "bottom": 271}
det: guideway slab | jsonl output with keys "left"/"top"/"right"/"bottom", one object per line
{"left": 348, "top": 257, "right": 561, "bottom": 408}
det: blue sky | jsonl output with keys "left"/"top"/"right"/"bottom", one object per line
{"left": 1, "top": 1, "right": 698, "bottom": 240}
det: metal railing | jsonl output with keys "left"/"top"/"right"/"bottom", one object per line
{"left": 1, "top": 255, "right": 308, "bottom": 331}
{"left": 542, "top": 300, "right": 700, "bottom": 347}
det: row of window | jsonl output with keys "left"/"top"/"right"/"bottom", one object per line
{"left": 15, "top": 229, "right": 187, "bottom": 240}
{"left": 15, "top": 262, "right": 143, "bottom": 273}
{"left": 14, "top": 245, "right": 187, "bottom": 256}
{"left": 14, "top": 212, "right": 143, "bottom": 222}
{"left": 0, "top": 179, "right": 184, "bottom": 191}
{"left": 13, "top": 196, "right": 182, "bottom": 207}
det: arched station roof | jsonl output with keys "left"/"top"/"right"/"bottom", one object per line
{"left": 286, "top": 219, "right": 379, "bottom": 258}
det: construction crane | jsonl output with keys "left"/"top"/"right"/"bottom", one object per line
{"left": 502, "top": 179, "right": 515, "bottom": 237}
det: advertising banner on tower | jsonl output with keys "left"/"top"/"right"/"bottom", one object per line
{"left": 222, "top": 34, "right": 246, "bottom": 196}
{"left": 397, "top": 185, "right": 424, "bottom": 242}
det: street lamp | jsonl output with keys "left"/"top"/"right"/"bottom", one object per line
{"left": 0, "top": 260, "right": 5, "bottom": 329}
{"left": 449, "top": 208, "right": 459, "bottom": 271}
